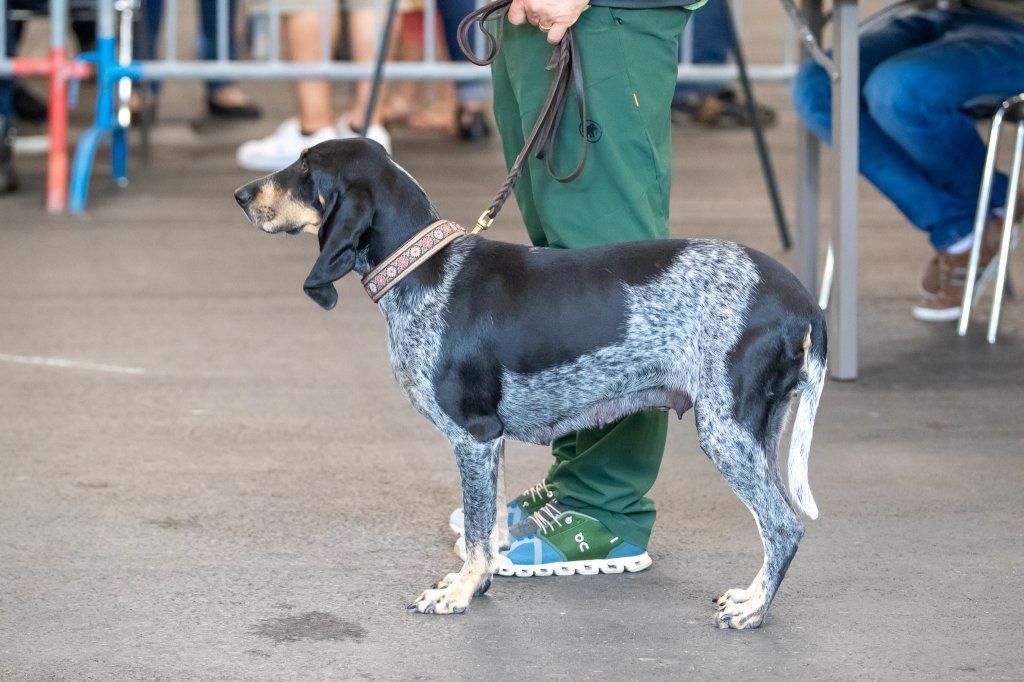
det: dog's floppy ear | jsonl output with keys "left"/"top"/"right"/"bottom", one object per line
{"left": 303, "top": 187, "right": 373, "bottom": 310}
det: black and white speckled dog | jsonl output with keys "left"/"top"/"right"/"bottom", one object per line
{"left": 234, "top": 138, "right": 827, "bottom": 629}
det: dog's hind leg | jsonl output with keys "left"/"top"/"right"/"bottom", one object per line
{"left": 695, "top": 398, "right": 803, "bottom": 630}
{"left": 409, "top": 435, "right": 501, "bottom": 614}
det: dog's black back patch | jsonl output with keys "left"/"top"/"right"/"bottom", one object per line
{"left": 440, "top": 238, "right": 690, "bottom": 375}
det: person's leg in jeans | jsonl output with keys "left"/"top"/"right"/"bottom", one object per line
{"left": 792, "top": 9, "right": 1024, "bottom": 317}
{"left": 0, "top": 10, "right": 27, "bottom": 191}
{"left": 672, "top": 0, "right": 773, "bottom": 127}
{"left": 438, "top": 0, "right": 492, "bottom": 141}
{"left": 674, "top": 0, "right": 729, "bottom": 103}
{"left": 861, "top": 12, "right": 1024, "bottom": 249}
{"left": 198, "top": 0, "right": 260, "bottom": 117}
{"left": 491, "top": 6, "right": 691, "bottom": 552}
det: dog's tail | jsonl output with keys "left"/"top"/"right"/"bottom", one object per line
{"left": 787, "top": 323, "right": 826, "bottom": 520}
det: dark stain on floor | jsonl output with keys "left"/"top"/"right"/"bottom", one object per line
{"left": 249, "top": 611, "right": 367, "bottom": 644}
{"left": 145, "top": 515, "right": 200, "bottom": 529}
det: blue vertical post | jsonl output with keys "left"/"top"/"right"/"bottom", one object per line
{"left": 1, "top": 0, "right": 8, "bottom": 63}
{"left": 70, "top": 0, "right": 118, "bottom": 212}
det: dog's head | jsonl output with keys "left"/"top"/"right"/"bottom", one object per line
{"left": 234, "top": 138, "right": 436, "bottom": 310}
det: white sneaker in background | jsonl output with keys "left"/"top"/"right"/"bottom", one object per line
{"left": 336, "top": 118, "right": 392, "bottom": 155}
{"left": 364, "top": 124, "right": 392, "bottom": 154}
{"left": 336, "top": 118, "right": 358, "bottom": 139}
{"left": 236, "top": 118, "right": 338, "bottom": 171}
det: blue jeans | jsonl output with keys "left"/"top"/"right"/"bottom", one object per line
{"left": 141, "top": 0, "right": 240, "bottom": 96}
{"left": 675, "top": 0, "right": 730, "bottom": 100}
{"left": 437, "top": 0, "right": 490, "bottom": 105}
{"left": 1, "top": 0, "right": 47, "bottom": 118}
{"left": 792, "top": 9, "right": 1024, "bottom": 250}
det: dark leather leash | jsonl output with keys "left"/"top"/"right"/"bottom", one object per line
{"left": 457, "top": 0, "right": 588, "bottom": 234}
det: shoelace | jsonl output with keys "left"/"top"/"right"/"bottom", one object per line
{"left": 529, "top": 503, "right": 565, "bottom": 533}
{"left": 525, "top": 481, "right": 556, "bottom": 504}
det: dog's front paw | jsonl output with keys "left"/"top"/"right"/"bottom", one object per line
{"left": 407, "top": 586, "right": 471, "bottom": 615}
{"left": 434, "top": 572, "right": 461, "bottom": 590}
{"left": 713, "top": 585, "right": 767, "bottom": 630}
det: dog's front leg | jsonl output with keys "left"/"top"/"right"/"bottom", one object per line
{"left": 409, "top": 436, "right": 501, "bottom": 615}
{"left": 494, "top": 441, "right": 509, "bottom": 552}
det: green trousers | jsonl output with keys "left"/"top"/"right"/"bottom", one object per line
{"left": 491, "top": 6, "right": 691, "bottom": 548}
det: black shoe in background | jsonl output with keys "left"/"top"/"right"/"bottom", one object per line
{"left": 457, "top": 106, "right": 491, "bottom": 143}
{"left": 672, "top": 89, "right": 777, "bottom": 129}
{"left": 13, "top": 84, "right": 48, "bottom": 124}
{"left": 207, "top": 97, "right": 262, "bottom": 120}
{"left": 0, "top": 117, "right": 19, "bottom": 194}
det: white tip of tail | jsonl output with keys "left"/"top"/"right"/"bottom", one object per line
{"left": 787, "top": 334, "right": 825, "bottom": 520}
{"left": 793, "top": 484, "right": 819, "bottom": 520}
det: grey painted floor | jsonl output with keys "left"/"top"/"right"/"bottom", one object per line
{"left": 3, "top": 63, "right": 1024, "bottom": 678}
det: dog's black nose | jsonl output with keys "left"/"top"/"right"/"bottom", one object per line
{"left": 234, "top": 185, "right": 255, "bottom": 207}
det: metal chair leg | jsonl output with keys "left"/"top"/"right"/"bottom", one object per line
{"left": 959, "top": 108, "right": 1005, "bottom": 336}
{"left": 987, "top": 121, "right": 1024, "bottom": 343}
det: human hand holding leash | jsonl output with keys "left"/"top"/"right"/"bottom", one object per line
{"left": 508, "top": 0, "right": 589, "bottom": 43}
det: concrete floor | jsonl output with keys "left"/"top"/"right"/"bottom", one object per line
{"left": 3, "top": 50, "right": 1024, "bottom": 679}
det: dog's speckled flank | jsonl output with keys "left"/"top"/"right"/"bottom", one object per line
{"left": 234, "top": 138, "right": 828, "bottom": 628}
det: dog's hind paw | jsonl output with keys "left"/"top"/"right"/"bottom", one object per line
{"left": 713, "top": 585, "right": 767, "bottom": 630}
{"left": 408, "top": 586, "right": 470, "bottom": 615}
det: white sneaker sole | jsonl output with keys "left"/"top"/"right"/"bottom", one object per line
{"left": 453, "top": 536, "right": 653, "bottom": 577}
{"left": 495, "top": 553, "right": 653, "bottom": 577}
{"left": 448, "top": 508, "right": 464, "bottom": 535}
{"left": 911, "top": 305, "right": 962, "bottom": 322}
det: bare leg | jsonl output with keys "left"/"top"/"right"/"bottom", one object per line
{"left": 410, "top": 436, "right": 502, "bottom": 614}
{"left": 285, "top": 11, "right": 338, "bottom": 133}
{"left": 346, "top": 8, "right": 384, "bottom": 128}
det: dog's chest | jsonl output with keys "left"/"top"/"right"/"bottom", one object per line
{"left": 380, "top": 298, "right": 446, "bottom": 420}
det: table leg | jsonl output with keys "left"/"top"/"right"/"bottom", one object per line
{"left": 830, "top": 0, "right": 859, "bottom": 380}
{"left": 794, "top": 0, "right": 823, "bottom": 293}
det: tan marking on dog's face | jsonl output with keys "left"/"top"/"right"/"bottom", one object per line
{"left": 247, "top": 181, "right": 321, "bottom": 235}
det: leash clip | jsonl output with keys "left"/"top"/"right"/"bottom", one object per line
{"left": 471, "top": 210, "right": 494, "bottom": 235}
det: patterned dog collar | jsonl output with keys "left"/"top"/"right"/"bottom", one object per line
{"left": 361, "top": 220, "right": 466, "bottom": 303}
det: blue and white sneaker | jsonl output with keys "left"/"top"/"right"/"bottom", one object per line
{"left": 456, "top": 502, "right": 653, "bottom": 577}
{"left": 449, "top": 480, "right": 557, "bottom": 535}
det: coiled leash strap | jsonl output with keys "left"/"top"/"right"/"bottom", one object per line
{"left": 457, "top": 0, "right": 588, "bottom": 234}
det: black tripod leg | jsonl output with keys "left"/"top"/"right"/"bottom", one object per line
{"left": 723, "top": 1, "right": 792, "bottom": 250}
{"left": 363, "top": 0, "right": 401, "bottom": 138}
